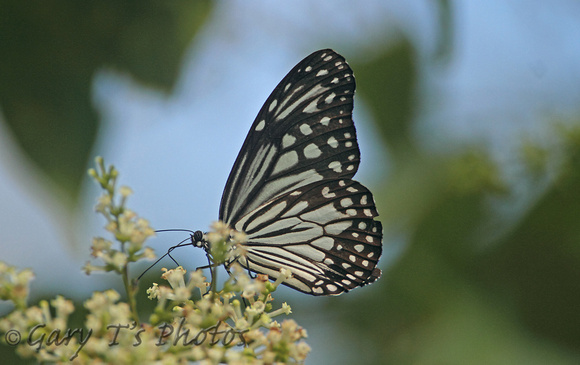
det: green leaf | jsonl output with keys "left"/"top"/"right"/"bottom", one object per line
{"left": 354, "top": 38, "right": 417, "bottom": 161}
{"left": 0, "top": 1, "right": 213, "bottom": 200}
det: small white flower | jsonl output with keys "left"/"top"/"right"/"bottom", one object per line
{"left": 119, "top": 186, "right": 133, "bottom": 197}
{"left": 147, "top": 283, "right": 160, "bottom": 299}
{"left": 161, "top": 267, "right": 186, "bottom": 289}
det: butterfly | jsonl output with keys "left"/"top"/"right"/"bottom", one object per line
{"left": 194, "top": 49, "right": 382, "bottom": 296}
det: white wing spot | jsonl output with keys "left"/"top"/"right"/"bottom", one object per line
{"left": 345, "top": 73, "right": 351, "bottom": 78}
{"left": 372, "top": 227, "right": 378, "bottom": 232}
{"left": 272, "top": 151, "right": 299, "bottom": 175}
{"left": 355, "top": 271, "right": 364, "bottom": 277}
{"left": 345, "top": 141, "right": 353, "bottom": 148}
{"left": 347, "top": 187, "right": 358, "bottom": 193}
{"left": 347, "top": 165, "right": 355, "bottom": 171}
{"left": 321, "top": 186, "right": 336, "bottom": 198}
{"left": 301, "top": 203, "right": 345, "bottom": 224}
{"left": 303, "top": 143, "right": 322, "bottom": 159}
{"left": 326, "top": 284, "right": 338, "bottom": 292}
{"left": 364, "top": 209, "right": 373, "bottom": 217}
{"left": 328, "top": 161, "right": 342, "bottom": 173}
{"left": 331, "top": 77, "right": 339, "bottom": 84}
{"left": 340, "top": 97, "right": 346, "bottom": 101}
{"left": 336, "top": 244, "right": 343, "bottom": 251}
{"left": 335, "top": 61, "right": 342, "bottom": 66}
{"left": 313, "top": 287, "right": 323, "bottom": 294}
{"left": 315, "top": 280, "right": 324, "bottom": 285}
{"left": 303, "top": 98, "right": 320, "bottom": 113}
{"left": 367, "top": 252, "right": 374, "bottom": 258}
{"left": 346, "top": 209, "right": 357, "bottom": 216}
{"left": 325, "top": 93, "right": 336, "bottom": 104}
{"left": 361, "top": 195, "right": 368, "bottom": 205}
{"left": 342, "top": 263, "right": 351, "bottom": 269}
{"left": 354, "top": 244, "right": 364, "bottom": 252}
{"left": 338, "top": 65, "right": 345, "bottom": 70}
{"left": 340, "top": 198, "right": 353, "bottom": 207}
{"left": 349, "top": 255, "right": 356, "bottom": 262}
{"left": 325, "top": 221, "right": 351, "bottom": 235}
{"left": 269, "top": 99, "right": 278, "bottom": 112}
{"left": 255, "top": 119, "right": 266, "bottom": 131}
{"left": 311, "top": 237, "right": 334, "bottom": 250}
{"left": 339, "top": 119, "right": 344, "bottom": 124}
{"left": 324, "top": 55, "right": 333, "bottom": 61}
{"left": 347, "top": 274, "right": 356, "bottom": 280}
{"left": 344, "top": 133, "right": 351, "bottom": 138}
{"left": 305, "top": 66, "right": 312, "bottom": 72}
{"left": 339, "top": 180, "right": 346, "bottom": 186}
{"left": 348, "top": 154, "right": 355, "bottom": 161}
{"left": 342, "top": 279, "right": 351, "bottom": 285}
{"left": 282, "top": 134, "right": 296, "bottom": 148}
{"left": 327, "top": 136, "right": 339, "bottom": 148}
{"left": 362, "top": 260, "right": 369, "bottom": 267}
{"left": 320, "top": 116, "right": 331, "bottom": 126}
{"left": 352, "top": 232, "right": 359, "bottom": 238}
{"left": 284, "top": 83, "right": 292, "bottom": 92}
{"left": 366, "top": 236, "right": 374, "bottom": 243}
{"left": 300, "top": 123, "right": 313, "bottom": 135}
{"left": 358, "top": 222, "right": 367, "bottom": 230}
{"left": 316, "top": 69, "right": 329, "bottom": 77}
{"left": 324, "top": 258, "right": 334, "bottom": 265}
{"left": 290, "top": 190, "right": 301, "bottom": 196}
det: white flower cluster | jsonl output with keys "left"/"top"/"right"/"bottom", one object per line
{"left": 0, "top": 157, "right": 310, "bottom": 364}
{"left": 84, "top": 157, "right": 156, "bottom": 275}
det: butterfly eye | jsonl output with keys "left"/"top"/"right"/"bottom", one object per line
{"left": 193, "top": 230, "right": 204, "bottom": 243}
{"left": 215, "top": 49, "right": 382, "bottom": 296}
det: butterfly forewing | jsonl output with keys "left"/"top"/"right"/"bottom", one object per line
{"left": 220, "top": 50, "right": 358, "bottom": 224}
{"left": 218, "top": 49, "right": 382, "bottom": 295}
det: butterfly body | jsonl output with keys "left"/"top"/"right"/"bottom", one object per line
{"left": 217, "top": 49, "right": 382, "bottom": 295}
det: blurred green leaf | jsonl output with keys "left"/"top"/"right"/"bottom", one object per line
{"left": 332, "top": 12, "right": 580, "bottom": 363}
{"left": 331, "top": 75, "right": 580, "bottom": 362}
{"left": 480, "top": 126, "right": 580, "bottom": 351}
{"left": 0, "top": 0, "right": 212, "bottom": 200}
{"left": 434, "top": 0, "right": 453, "bottom": 64}
{"left": 355, "top": 38, "right": 417, "bottom": 161}
{"left": 334, "top": 145, "right": 580, "bottom": 364}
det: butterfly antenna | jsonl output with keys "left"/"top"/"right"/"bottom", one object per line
{"left": 137, "top": 229, "right": 206, "bottom": 281}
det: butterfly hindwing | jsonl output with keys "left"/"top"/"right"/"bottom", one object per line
{"left": 231, "top": 179, "right": 382, "bottom": 295}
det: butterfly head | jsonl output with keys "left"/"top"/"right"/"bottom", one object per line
{"left": 191, "top": 230, "right": 209, "bottom": 251}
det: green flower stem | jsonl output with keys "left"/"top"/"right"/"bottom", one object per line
{"left": 121, "top": 263, "right": 140, "bottom": 325}
{"left": 210, "top": 258, "right": 218, "bottom": 301}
